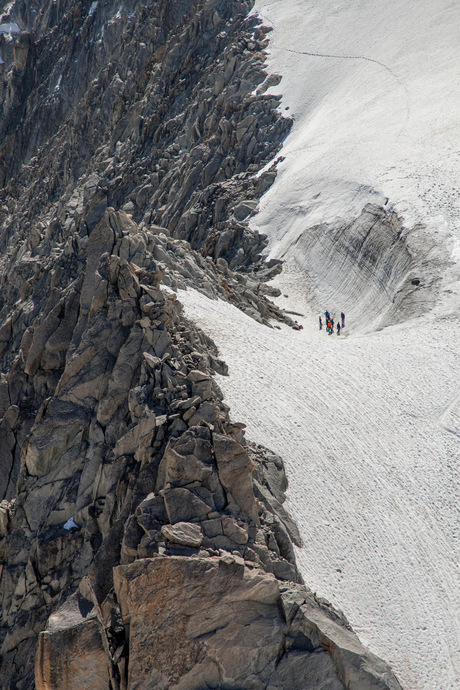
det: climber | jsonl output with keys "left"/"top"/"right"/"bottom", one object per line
{"left": 341, "top": 312, "right": 345, "bottom": 328}
{"left": 319, "top": 315, "right": 322, "bottom": 330}
{"left": 337, "top": 322, "right": 341, "bottom": 335}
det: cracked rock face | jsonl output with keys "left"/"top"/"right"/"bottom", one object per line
{"left": 0, "top": 0, "right": 403, "bottom": 687}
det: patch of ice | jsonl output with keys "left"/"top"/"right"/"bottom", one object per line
{"left": 63, "top": 516, "right": 79, "bottom": 531}
{"left": 0, "top": 22, "right": 20, "bottom": 34}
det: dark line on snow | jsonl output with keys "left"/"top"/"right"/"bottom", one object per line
{"left": 281, "top": 46, "right": 400, "bottom": 82}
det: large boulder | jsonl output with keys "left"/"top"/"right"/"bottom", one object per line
{"left": 113, "top": 555, "right": 283, "bottom": 690}
{"left": 161, "top": 522, "right": 203, "bottom": 548}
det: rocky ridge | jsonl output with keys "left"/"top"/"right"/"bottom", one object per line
{"left": 0, "top": 0, "right": 290, "bottom": 268}
{"left": 0, "top": 0, "right": 403, "bottom": 687}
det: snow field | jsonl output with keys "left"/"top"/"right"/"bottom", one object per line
{"left": 251, "top": 0, "right": 460, "bottom": 262}
{"left": 179, "top": 288, "right": 459, "bottom": 690}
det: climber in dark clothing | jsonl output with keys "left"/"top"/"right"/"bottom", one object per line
{"left": 341, "top": 312, "right": 345, "bottom": 328}
{"left": 337, "top": 322, "right": 341, "bottom": 335}
{"left": 325, "top": 310, "right": 330, "bottom": 320}
{"left": 319, "top": 315, "right": 322, "bottom": 330}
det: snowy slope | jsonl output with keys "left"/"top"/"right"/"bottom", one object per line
{"left": 179, "top": 289, "right": 459, "bottom": 690}
{"left": 251, "top": 0, "right": 460, "bottom": 263}
{"left": 180, "top": 2, "right": 460, "bottom": 689}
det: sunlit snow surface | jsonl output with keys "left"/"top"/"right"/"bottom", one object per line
{"left": 180, "top": 290, "right": 460, "bottom": 690}
{"left": 251, "top": 0, "right": 460, "bottom": 261}
{"left": 180, "top": 2, "right": 460, "bottom": 689}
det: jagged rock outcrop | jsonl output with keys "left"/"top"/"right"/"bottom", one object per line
{"left": 0, "top": 0, "right": 404, "bottom": 687}
{"left": 35, "top": 556, "right": 403, "bottom": 690}
{"left": 0, "top": 0, "right": 290, "bottom": 269}
{"left": 0, "top": 207, "right": 306, "bottom": 687}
